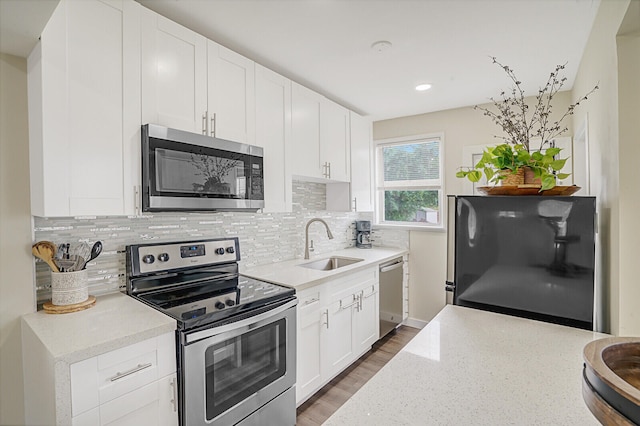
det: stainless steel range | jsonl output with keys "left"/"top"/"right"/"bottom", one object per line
{"left": 126, "top": 237, "right": 297, "bottom": 426}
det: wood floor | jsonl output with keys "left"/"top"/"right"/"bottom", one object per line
{"left": 296, "top": 325, "right": 421, "bottom": 426}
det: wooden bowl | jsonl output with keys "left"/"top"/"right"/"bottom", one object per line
{"left": 583, "top": 338, "right": 640, "bottom": 425}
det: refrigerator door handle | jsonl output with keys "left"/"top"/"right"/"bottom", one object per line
{"left": 445, "top": 196, "right": 457, "bottom": 305}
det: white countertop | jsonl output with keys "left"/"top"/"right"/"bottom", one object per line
{"left": 22, "top": 292, "right": 176, "bottom": 364}
{"left": 240, "top": 247, "right": 408, "bottom": 291}
{"left": 324, "top": 305, "right": 608, "bottom": 426}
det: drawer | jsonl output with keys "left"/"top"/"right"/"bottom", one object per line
{"left": 297, "top": 290, "right": 321, "bottom": 311}
{"left": 71, "top": 332, "right": 176, "bottom": 417}
{"left": 328, "top": 267, "right": 376, "bottom": 302}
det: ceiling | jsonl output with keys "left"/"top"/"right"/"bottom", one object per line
{"left": 1, "top": 0, "right": 601, "bottom": 120}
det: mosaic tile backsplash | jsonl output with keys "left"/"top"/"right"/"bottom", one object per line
{"left": 34, "top": 180, "right": 408, "bottom": 304}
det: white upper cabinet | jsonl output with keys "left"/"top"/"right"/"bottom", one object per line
{"left": 349, "top": 112, "right": 374, "bottom": 211}
{"left": 141, "top": 8, "right": 207, "bottom": 134}
{"left": 141, "top": 13, "right": 255, "bottom": 144}
{"left": 321, "top": 100, "right": 350, "bottom": 182}
{"left": 291, "top": 82, "right": 323, "bottom": 179}
{"left": 28, "top": 0, "right": 141, "bottom": 217}
{"left": 290, "top": 82, "right": 351, "bottom": 183}
{"left": 255, "top": 64, "right": 292, "bottom": 212}
{"left": 208, "top": 42, "right": 256, "bottom": 145}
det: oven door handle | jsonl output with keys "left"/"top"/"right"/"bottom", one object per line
{"left": 185, "top": 299, "right": 297, "bottom": 344}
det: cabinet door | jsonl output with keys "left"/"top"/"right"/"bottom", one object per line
{"left": 349, "top": 111, "right": 374, "bottom": 211}
{"left": 98, "top": 374, "right": 178, "bottom": 426}
{"left": 291, "top": 82, "right": 322, "bottom": 179}
{"left": 255, "top": 64, "right": 292, "bottom": 212}
{"left": 323, "top": 296, "right": 355, "bottom": 378}
{"left": 321, "top": 99, "right": 350, "bottom": 182}
{"left": 29, "top": 0, "right": 140, "bottom": 216}
{"left": 354, "top": 283, "right": 379, "bottom": 356}
{"left": 207, "top": 41, "right": 255, "bottom": 144}
{"left": 141, "top": 8, "right": 207, "bottom": 134}
{"left": 296, "top": 290, "right": 324, "bottom": 405}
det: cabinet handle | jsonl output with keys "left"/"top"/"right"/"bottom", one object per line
{"left": 364, "top": 289, "right": 376, "bottom": 299}
{"left": 134, "top": 185, "right": 140, "bottom": 216}
{"left": 109, "top": 363, "right": 153, "bottom": 382}
{"left": 303, "top": 297, "right": 319, "bottom": 306}
{"left": 210, "top": 113, "right": 216, "bottom": 137}
{"left": 340, "top": 295, "right": 358, "bottom": 310}
{"left": 327, "top": 162, "right": 331, "bottom": 179}
{"left": 170, "top": 377, "right": 178, "bottom": 412}
{"left": 202, "top": 112, "right": 208, "bottom": 135}
{"left": 352, "top": 197, "right": 357, "bottom": 212}
{"left": 322, "top": 309, "right": 329, "bottom": 329}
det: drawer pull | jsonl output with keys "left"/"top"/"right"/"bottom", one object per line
{"left": 109, "top": 362, "right": 153, "bottom": 382}
{"left": 340, "top": 296, "right": 358, "bottom": 310}
{"left": 303, "top": 297, "right": 319, "bottom": 306}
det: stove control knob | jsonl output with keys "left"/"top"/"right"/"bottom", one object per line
{"left": 158, "top": 253, "right": 170, "bottom": 262}
{"left": 142, "top": 254, "right": 155, "bottom": 264}
{"left": 225, "top": 246, "right": 235, "bottom": 254}
{"left": 225, "top": 299, "right": 236, "bottom": 307}
{"left": 215, "top": 247, "right": 225, "bottom": 255}
{"left": 215, "top": 301, "right": 226, "bottom": 310}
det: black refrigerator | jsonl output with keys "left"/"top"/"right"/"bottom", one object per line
{"left": 445, "top": 195, "right": 596, "bottom": 330}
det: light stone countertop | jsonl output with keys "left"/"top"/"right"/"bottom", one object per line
{"left": 240, "top": 246, "right": 408, "bottom": 291}
{"left": 22, "top": 292, "right": 176, "bottom": 365}
{"left": 324, "top": 305, "right": 608, "bottom": 426}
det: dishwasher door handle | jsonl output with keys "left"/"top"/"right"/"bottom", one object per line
{"left": 380, "top": 261, "right": 403, "bottom": 273}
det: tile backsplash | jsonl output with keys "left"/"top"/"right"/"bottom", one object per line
{"left": 33, "top": 180, "right": 408, "bottom": 303}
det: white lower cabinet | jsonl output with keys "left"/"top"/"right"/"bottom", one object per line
{"left": 296, "top": 289, "right": 324, "bottom": 401}
{"left": 296, "top": 267, "right": 379, "bottom": 406}
{"left": 70, "top": 332, "right": 178, "bottom": 426}
{"left": 72, "top": 373, "right": 177, "bottom": 426}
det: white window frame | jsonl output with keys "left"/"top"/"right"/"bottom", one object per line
{"left": 374, "top": 133, "right": 445, "bottom": 231}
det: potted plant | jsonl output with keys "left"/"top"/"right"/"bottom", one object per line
{"left": 457, "top": 143, "right": 569, "bottom": 190}
{"left": 457, "top": 57, "right": 598, "bottom": 191}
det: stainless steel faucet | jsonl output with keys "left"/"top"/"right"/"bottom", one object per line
{"left": 304, "top": 218, "right": 334, "bottom": 259}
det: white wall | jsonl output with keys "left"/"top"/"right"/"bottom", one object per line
{"left": 617, "top": 7, "right": 640, "bottom": 336}
{"left": 374, "top": 92, "right": 574, "bottom": 323}
{"left": 571, "top": 0, "right": 637, "bottom": 335}
{"left": 0, "top": 53, "right": 34, "bottom": 426}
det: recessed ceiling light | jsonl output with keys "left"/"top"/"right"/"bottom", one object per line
{"left": 371, "top": 40, "right": 392, "bottom": 53}
{"left": 415, "top": 84, "right": 432, "bottom": 91}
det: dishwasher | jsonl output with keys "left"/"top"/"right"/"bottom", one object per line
{"left": 379, "top": 257, "right": 404, "bottom": 338}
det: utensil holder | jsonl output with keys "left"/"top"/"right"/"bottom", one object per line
{"left": 50, "top": 269, "right": 88, "bottom": 306}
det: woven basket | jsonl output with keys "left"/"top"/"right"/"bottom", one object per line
{"left": 500, "top": 168, "right": 525, "bottom": 186}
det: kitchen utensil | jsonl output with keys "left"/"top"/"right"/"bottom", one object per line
{"left": 32, "top": 241, "right": 60, "bottom": 272}
{"left": 55, "top": 256, "right": 77, "bottom": 273}
{"left": 84, "top": 241, "right": 102, "bottom": 269}
{"left": 70, "top": 242, "right": 91, "bottom": 270}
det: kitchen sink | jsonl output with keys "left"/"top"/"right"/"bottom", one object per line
{"left": 299, "top": 256, "right": 364, "bottom": 271}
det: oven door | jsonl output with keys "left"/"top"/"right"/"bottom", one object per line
{"left": 142, "top": 124, "right": 264, "bottom": 212}
{"left": 181, "top": 299, "right": 296, "bottom": 426}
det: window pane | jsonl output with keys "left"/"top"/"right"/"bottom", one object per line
{"left": 383, "top": 141, "right": 439, "bottom": 182}
{"left": 383, "top": 190, "right": 440, "bottom": 224}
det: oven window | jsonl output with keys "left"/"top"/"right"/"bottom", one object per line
{"left": 204, "top": 318, "right": 287, "bottom": 421}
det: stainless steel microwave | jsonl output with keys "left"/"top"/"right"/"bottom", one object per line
{"left": 142, "top": 124, "right": 264, "bottom": 212}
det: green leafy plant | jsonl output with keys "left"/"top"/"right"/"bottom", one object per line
{"left": 457, "top": 57, "right": 598, "bottom": 191}
{"left": 456, "top": 144, "right": 570, "bottom": 191}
